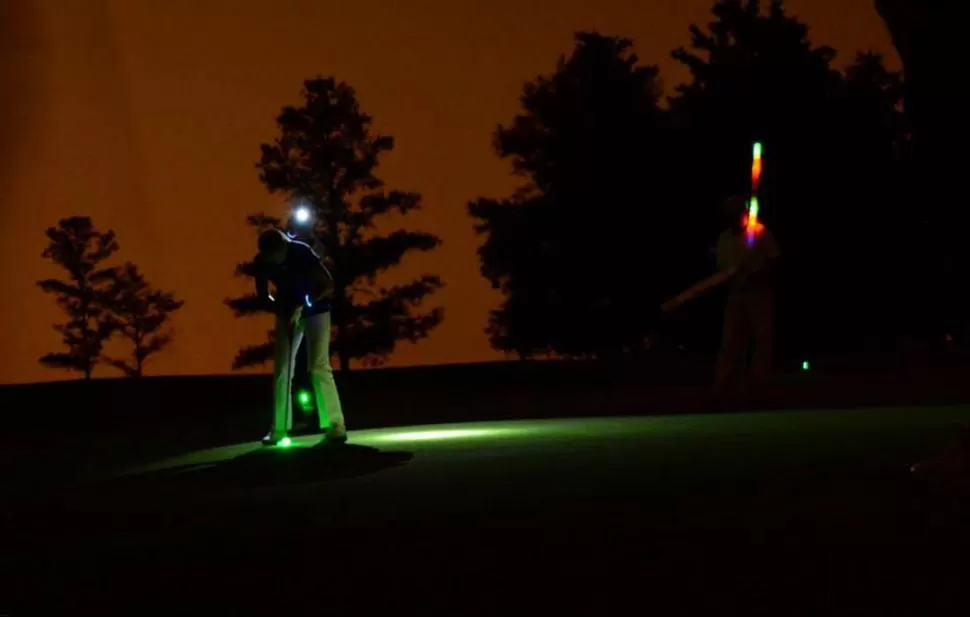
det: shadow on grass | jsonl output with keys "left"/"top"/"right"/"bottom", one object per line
{"left": 102, "top": 442, "right": 414, "bottom": 497}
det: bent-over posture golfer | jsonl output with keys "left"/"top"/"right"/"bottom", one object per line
{"left": 253, "top": 228, "right": 346, "bottom": 444}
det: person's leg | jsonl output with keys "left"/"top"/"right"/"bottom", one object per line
{"left": 304, "top": 311, "right": 345, "bottom": 437}
{"left": 749, "top": 290, "right": 776, "bottom": 389}
{"left": 269, "top": 314, "right": 303, "bottom": 440}
{"left": 714, "top": 293, "right": 748, "bottom": 401}
{"left": 269, "top": 315, "right": 292, "bottom": 439}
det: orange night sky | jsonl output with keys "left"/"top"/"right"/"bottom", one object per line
{"left": 0, "top": 0, "right": 896, "bottom": 385}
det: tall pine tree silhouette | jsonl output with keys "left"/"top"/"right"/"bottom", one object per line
{"left": 227, "top": 77, "right": 444, "bottom": 371}
{"left": 37, "top": 216, "right": 119, "bottom": 380}
{"left": 469, "top": 32, "right": 676, "bottom": 359}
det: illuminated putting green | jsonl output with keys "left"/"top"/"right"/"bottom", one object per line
{"left": 370, "top": 428, "right": 510, "bottom": 443}
{"left": 117, "top": 409, "right": 970, "bottom": 481}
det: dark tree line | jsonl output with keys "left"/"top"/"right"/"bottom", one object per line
{"left": 469, "top": 33, "right": 674, "bottom": 359}
{"left": 469, "top": 0, "right": 936, "bottom": 363}
{"left": 875, "top": 0, "right": 964, "bottom": 345}
{"left": 38, "top": 217, "right": 184, "bottom": 379}
{"left": 42, "top": 0, "right": 947, "bottom": 379}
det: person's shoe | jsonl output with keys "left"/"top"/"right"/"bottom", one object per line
{"left": 323, "top": 424, "right": 348, "bottom": 445}
{"left": 261, "top": 432, "right": 288, "bottom": 446}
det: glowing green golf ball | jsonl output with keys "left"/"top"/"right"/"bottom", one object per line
{"left": 279, "top": 437, "right": 292, "bottom": 447}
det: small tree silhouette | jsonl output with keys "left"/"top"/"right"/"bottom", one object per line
{"left": 37, "top": 216, "right": 120, "bottom": 380}
{"left": 104, "top": 262, "right": 185, "bottom": 377}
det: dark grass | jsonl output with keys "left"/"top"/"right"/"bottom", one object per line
{"left": 3, "top": 356, "right": 969, "bottom": 479}
{"left": 3, "top": 359, "right": 970, "bottom": 615}
{"left": 4, "top": 408, "right": 970, "bottom": 615}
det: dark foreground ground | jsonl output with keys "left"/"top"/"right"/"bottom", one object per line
{"left": 4, "top": 406, "right": 970, "bottom": 616}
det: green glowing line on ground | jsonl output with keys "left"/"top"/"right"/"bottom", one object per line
{"left": 372, "top": 429, "right": 507, "bottom": 443}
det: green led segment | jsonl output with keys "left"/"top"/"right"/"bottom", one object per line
{"left": 375, "top": 429, "right": 505, "bottom": 443}
{"left": 297, "top": 389, "right": 312, "bottom": 409}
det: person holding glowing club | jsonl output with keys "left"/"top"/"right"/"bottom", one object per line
{"left": 252, "top": 221, "right": 346, "bottom": 446}
{"left": 713, "top": 192, "right": 780, "bottom": 403}
{"left": 712, "top": 143, "right": 780, "bottom": 405}
{"left": 661, "top": 143, "right": 780, "bottom": 403}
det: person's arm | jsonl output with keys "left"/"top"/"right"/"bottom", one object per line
{"left": 253, "top": 258, "right": 276, "bottom": 312}
{"left": 740, "top": 230, "right": 780, "bottom": 286}
{"left": 714, "top": 232, "right": 741, "bottom": 279}
{"left": 745, "top": 256, "right": 779, "bottom": 287}
{"left": 309, "top": 261, "right": 335, "bottom": 304}
{"left": 292, "top": 243, "right": 334, "bottom": 308}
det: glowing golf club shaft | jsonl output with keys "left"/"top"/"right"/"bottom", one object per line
{"left": 744, "top": 142, "right": 764, "bottom": 246}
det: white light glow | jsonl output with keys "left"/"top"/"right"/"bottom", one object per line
{"left": 293, "top": 206, "right": 312, "bottom": 224}
{"left": 371, "top": 428, "right": 509, "bottom": 443}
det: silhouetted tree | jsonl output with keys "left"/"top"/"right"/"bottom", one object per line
{"left": 876, "top": 0, "right": 966, "bottom": 347}
{"left": 37, "top": 216, "right": 119, "bottom": 380}
{"left": 103, "top": 262, "right": 184, "bottom": 377}
{"left": 469, "top": 32, "right": 677, "bottom": 359}
{"left": 669, "top": 0, "right": 907, "bottom": 359}
{"left": 227, "top": 77, "right": 444, "bottom": 371}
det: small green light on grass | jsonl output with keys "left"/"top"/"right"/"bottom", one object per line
{"left": 297, "top": 390, "right": 312, "bottom": 408}
{"left": 278, "top": 437, "right": 292, "bottom": 447}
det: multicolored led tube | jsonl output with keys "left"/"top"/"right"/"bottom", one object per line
{"left": 743, "top": 141, "right": 765, "bottom": 246}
